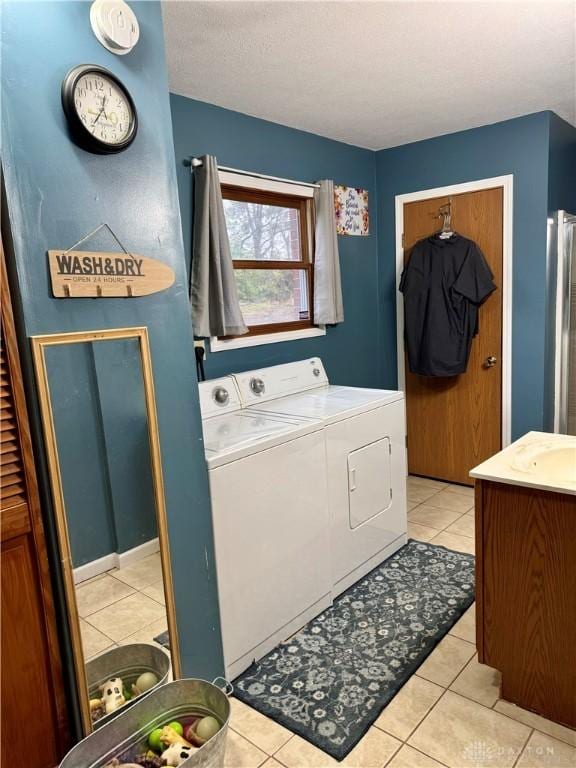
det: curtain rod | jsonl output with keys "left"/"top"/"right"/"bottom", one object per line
{"left": 189, "top": 157, "right": 320, "bottom": 189}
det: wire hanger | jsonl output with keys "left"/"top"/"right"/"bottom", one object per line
{"left": 62, "top": 222, "right": 136, "bottom": 258}
{"left": 436, "top": 201, "right": 454, "bottom": 239}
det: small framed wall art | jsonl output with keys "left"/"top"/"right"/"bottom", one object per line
{"left": 334, "top": 185, "right": 369, "bottom": 236}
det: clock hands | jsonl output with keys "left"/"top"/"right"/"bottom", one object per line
{"left": 92, "top": 96, "right": 108, "bottom": 126}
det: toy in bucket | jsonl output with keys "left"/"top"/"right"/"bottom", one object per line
{"left": 59, "top": 678, "right": 233, "bottom": 768}
{"left": 87, "top": 645, "right": 171, "bottom": 728}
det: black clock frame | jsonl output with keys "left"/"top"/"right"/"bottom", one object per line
{"left": 61, "top": 64, "right": 138, "bottom": 154}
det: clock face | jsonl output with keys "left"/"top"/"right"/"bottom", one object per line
{"left": 62, "top": 65, "right": 137, "bottom": 154}
{"left": 74, "top": 72, "right": 132, "bottom": 146}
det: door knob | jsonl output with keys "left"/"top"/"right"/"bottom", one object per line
{"left": 484, "top": 356, "right": 498, "bottom": 368}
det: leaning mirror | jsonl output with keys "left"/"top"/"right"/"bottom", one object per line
{"left": 31, "top": 328, "right": 181, "bottom": 734}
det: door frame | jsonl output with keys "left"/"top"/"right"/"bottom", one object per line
{"left": 394, "top": 175, "right": 514, "bottom": 448}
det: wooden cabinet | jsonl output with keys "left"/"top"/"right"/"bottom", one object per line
{"left": 1, "top": 246, "right": 70, "bottom": 766}
{"left": 475, "top": 479, "right": 576, "bottom": 728}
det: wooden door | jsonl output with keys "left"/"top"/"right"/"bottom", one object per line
{"left": 403, "top": 188, "right": 503, "bottom": 485}
{"left": 1, "top": 244, "right": 70, "bottom": 766}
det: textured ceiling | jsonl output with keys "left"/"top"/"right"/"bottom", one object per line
{"left": 162, "top": 0, "right": 576, "bottom": 150}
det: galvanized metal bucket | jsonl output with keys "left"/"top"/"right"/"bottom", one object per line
{"left": 59, "top": 678, "right": 232, "bottom": 768}
{"left": 87, "top": 643, "right": 171, "bottom": 729}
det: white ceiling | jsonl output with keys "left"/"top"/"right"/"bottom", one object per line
{"left": 162, "top": 0, "right": 576, "bottom": 150}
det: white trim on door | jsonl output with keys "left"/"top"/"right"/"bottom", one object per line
{"left": 394, "top": 175, "right": 514, "bottom": 448}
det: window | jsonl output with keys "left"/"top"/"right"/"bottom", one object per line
{"left": 221, "top": 184, "right": 314, "bottom": 337}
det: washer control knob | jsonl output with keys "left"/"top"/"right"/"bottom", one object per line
{"left": 313, "top": 368, "right": 321, "bottom": 377}
{"left": 213, "top": 386, "right": 229, "bottom": 405}
{"left": 250, "top": 377, "right": 265, "bottom": 395}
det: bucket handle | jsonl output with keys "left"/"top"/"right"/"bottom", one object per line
{"left": 212, "top": 676, "right": 234, "bottom": 697}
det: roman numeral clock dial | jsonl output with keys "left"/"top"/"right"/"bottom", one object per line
{"left": 62, "top": 65, "right": 137, "bottom": 154}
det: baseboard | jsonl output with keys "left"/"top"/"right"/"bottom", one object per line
{"left": 117, "top": 538, "right": 160, "bottom": 569}
{"left": 73, "top": 537, "right": 160, "bottom": 585}
{"left": 73, "top": 553, "right": 117, "bottom": 585}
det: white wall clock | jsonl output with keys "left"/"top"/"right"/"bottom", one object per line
{"left": 90, "top": 0, "right": 140, "bottom": 55}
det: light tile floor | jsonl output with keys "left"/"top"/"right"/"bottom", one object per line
{"left": 224, "top": 476, "right": 576, "bottom": 768}
{"left": 76, "top": 552, "right": 168, "bottom": 660}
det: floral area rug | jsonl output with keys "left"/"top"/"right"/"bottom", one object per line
{"left": 233, "top": 540, "right": 475, "bottom": 760}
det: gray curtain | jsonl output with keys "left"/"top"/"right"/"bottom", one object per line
{"left": 314, "top": 179, "right": 344, "bottom": 325}
{"left": 190, "top": 155, "right": 248, "bottom": 338}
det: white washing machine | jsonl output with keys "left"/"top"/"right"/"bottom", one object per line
{"left": 198, "top": 376, "right": 332, "bottom": 679}
{"left": 233, "top": 360, "right": 408, "bottom": 597}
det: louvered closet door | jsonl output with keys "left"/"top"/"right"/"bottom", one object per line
{"left": 1, "top": 346, "right": 26, "bottom": 507}
{"left": 1, "top": 244, "right": 70, "bottom": 767}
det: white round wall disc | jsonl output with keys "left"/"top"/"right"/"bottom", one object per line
{"left": 90, "top": 0, "right": 140, "bottom": 55}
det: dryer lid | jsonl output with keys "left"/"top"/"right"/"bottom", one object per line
{"left": 249, "top": 385, "right": 404, "bottom": 423}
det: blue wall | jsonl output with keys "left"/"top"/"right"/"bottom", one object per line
{"left": 46, "top": 343, "right": 118, "bottom": 567}
{"left": 45, "top": 340, "right": 157, "bottom": 568}
{"left": 375, "top": 112, "right": 553, "bottom": 439}
{"left": 170, "top": 94, "right": 382, "bottom": 387}
{"left": 92, "top": 340, "right": 157, "bottom": 557}
{"left": 1, "top": 1, "right": 223, "bottom": 681}
{"left": 169, "top": 98, "right": 575, "bottom": 437}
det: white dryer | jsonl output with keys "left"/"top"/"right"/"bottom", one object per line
{"left": 198, "top": 376, "right": 332, "bottom": 679}
{"left": 233, "top": 360, "right": 408, "bottom": 597}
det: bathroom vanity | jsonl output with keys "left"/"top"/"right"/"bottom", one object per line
{"left": 471, "top": 432, "right": 576, "bottom": 729}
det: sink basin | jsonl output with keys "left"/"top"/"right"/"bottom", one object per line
{"left": 470, "top": 431, "right": 576, "bottom": 494}
{"left": 511, "top": 440, "right": 576, "bottom": 484}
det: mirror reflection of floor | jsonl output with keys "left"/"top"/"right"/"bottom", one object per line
{"left": 76, "top": 553, "right": 170, "bottom": 672}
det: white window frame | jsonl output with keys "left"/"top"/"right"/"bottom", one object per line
{"left": 210, "top": 170, "right": 324, "bottom": 352}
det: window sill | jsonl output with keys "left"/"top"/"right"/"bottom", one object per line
{"left": 209, "top": 325, "right": 326, "bottom": 352}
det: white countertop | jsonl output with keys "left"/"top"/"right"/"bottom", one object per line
{"left": 470, "top": 431, "right": 576, "bottom": 495}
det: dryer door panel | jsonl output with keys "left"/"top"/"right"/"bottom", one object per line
{"left": 348, "top": 438, "right": 392, "bottom": 529}
{"left": 326, "top": 401, "right": 407, "bottom": 595}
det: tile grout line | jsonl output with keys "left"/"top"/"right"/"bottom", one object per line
{"left": 228, "top": 724, "right": 273, "bottom": 762}
{"left": 84, "top": 601, "right": 167, "bottom": 646}
{"left": 78, "top": 587, "right": 138, "bottom": 620}
{"left": 82, "top": 580, "right": 166, "bottom": 619}
{"left": 402, "top": 744, "right": 451, "bottom": 768}
{"left": 271, "top": 734, "right": 294, "bottom": 765}
{"left": 373, "top": 684, "right": 447, "bottom": 753}
{"left": 381, "top": 736, "right": 403, "bottom": 767}
{"left": 488, "top": 698, "right": 576, "bottom": 747}
{"left": 403, "top": 687, "right": 451, "bottom": 756}
{"left": 79, "top": 573, "right": 165, "bottom": 619}
{"left": 409, "top": 686, "right": 559, "bottom": 764}
{"left": 512, "top": 727, "right": 535, "bottom": 768}
{"left": 402, "top": 686, "right": 536, "bottom": 765}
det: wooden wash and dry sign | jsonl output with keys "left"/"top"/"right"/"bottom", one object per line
{"left": 48, "top": 250, "right": 175, "bottom": 298}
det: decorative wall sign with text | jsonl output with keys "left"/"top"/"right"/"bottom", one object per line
{"left": 334, "top": 185, "right": 369, "bottom": 236}
{"left": 48, "top": 250, "right": 175, "bottom": 298}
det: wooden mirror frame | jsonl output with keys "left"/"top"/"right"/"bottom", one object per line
{"left": 31, "top": 327, "right": 181, "bottom": 734}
